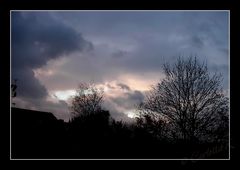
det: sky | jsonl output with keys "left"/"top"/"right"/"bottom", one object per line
{"left": 11, "top": 11, "right": 229, "bottom": 122}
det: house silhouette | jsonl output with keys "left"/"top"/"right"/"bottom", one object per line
{"left": 11, "top": 107, "right": 66, "bottom": 159}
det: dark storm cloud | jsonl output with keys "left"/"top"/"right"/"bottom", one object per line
{"left": 11, "top": 12, "right": 93, "bottom": 99}
{"left": 13, "top": 68, "right": 48, "bottom": 99}
{"left": 12, "top": 12, "right": 93, "bottom": 69}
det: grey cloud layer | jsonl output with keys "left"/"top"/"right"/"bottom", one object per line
{"left": 110, "top": 90, "right": 145, "bottom": 111}
{"left": 52, "top": 11, "right": 228, "bottom": 86}
{"left": 12, "top": 11, "right": 229, "bottom": 121}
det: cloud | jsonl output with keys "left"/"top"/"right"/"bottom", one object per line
{"left": 36, "top": 11, "right": 229, "bottom": 92}
{"left": 128, "top": 90, "right": 145, "bottom": 103}
{"left": 191, "top": 36, "right": 205, "bottom": 48}
{"left": 103, "top": 96, "right": 139, "bottom": 122}
{"left": 12, "top": 11, "right": 229, "bottom": 121}
{"left": 106, "top": 83, "right": 116, "bottom": 89}
{"left": 11, "top": 11, "right": 93, "bottom": 99}
{"left": 110, "top": 90, "right": 145, "bottom": 110}
{"left": 112, "top": 50, "right": 128, "bottom": 58}
{"left": 117, "top": 83, "right": 131, "bottom": 91}
{"left": 102, "top": 99, "right": 128, "bottom": 121}
{"left": 11, "top": 12, "right": 93, "bottom": 119}
{"left": 12, "top": 68, "right": 48, "bottom": 99}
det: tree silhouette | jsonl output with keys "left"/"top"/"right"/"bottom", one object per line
{"left": 139, "top": 57, "right": 229, "bottom": 143}
{"left": 11, "top": 79, "right": 18, "bottom": 106}
{"left": 70, "top": 83, "right": 104, "bottom": 119}
{"left": 68, "top": 83, "right": 111, "bottom": 157}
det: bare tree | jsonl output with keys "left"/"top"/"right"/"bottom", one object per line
{"left": 70, "top": 83, "right": 104, "bottom": 119}
{"left": 139, "top": 57, "right": 229, "bottom": 142}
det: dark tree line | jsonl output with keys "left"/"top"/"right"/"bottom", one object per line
{"left": 11, "top": 57, "right": 229, "bottom": 159}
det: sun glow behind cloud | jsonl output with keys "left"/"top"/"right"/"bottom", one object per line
{"left": 51, "top": 90, "right": 76, "bottom": 101}
{"left": 124, "top": 110, "right": 139, "bottom": 119}
{"left": 117, "top": 73, "right": 162, "bottom": 92}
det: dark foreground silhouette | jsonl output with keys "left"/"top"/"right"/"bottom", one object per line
{"left": 11, "top": 107, "right": 228, "bottom": 159}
